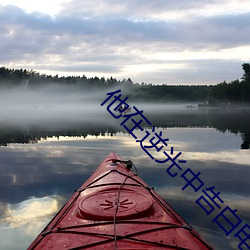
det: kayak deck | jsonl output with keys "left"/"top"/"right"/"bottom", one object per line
{"left": 28, "top": 152, "right": 213, "bottom": 249}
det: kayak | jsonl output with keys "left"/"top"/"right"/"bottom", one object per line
{"left": 28, "top": 152, "right": 213, "bottom": 249}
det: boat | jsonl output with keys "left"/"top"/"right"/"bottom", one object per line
{"left": 28, "top": 152, "right": 213, "bottom": 249}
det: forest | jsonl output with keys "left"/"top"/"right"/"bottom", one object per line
{"left": 0, "top": 63, "right": 250, "bottom": 105}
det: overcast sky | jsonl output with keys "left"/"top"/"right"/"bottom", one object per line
{"left": 0, "top": 0, "right": 250, "bottom": 85}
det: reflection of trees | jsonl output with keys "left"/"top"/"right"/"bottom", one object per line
{"left": 241, "top": 133, "right": 250, "bottom": 149}
{"left": 0, "top": 109, "right": 250, "bottom": 149}
{"left": 0, "top": 131, "right": 38, "bottom": 146}
{"left": 145, "top": 109, "right": 250, "bottom": 150}
{"left": 0, "top": 123, "right": 120, "bottom": 146}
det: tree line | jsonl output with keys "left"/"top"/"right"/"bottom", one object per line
{"left": 0, "top": 63, "right": 249, "bottom": 104}
{"left": 208, "top": 63, "right": 250, "bottom": 105}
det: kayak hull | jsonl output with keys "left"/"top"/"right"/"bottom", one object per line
{"left": 28, "top": 152, "right": 213, "bottom": 249}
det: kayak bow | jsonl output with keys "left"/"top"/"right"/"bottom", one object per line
{"left": 28, "top": 152, "right": 213, "bottom": 249}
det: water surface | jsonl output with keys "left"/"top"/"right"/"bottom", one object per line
{"left": 0, "top": 105, "right": 250, "bottom": 249}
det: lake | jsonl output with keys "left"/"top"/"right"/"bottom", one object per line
{"left": 0, "top": 100, "right": 250, "bottom": 250}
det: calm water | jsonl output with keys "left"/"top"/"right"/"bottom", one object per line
{"left": 0, "top": 104, "right": 250, "bottom": 250}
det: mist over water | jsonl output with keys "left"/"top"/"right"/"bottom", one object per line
{"left": 0, "top": 85, "right": 105, "bottom": 123}
{"left": 1, "top": 85, "right": 250, "bottom": 147}
{"left": 0, "top": 85, "right": 199, "bottom": 129}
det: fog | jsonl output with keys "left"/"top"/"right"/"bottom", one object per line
{"left": 0, "top": 85, "right": 208, "bottom": 148}
{"left": 0, "top": 85, "right": 107, "bottom": 125}
{"left": 0, "top": 85, "right": 197, "bottom": 126}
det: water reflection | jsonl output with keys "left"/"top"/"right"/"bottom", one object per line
{"left": 0, "top": 109, "right": 250, "bottom": 249}
{"left": 0, "top": 196, "right": 61, "bottom": 250}
{"left": 0, "top": 196, "right": 59, "bottom": 228}
{"left": 0, "top": 107, "right": 250, "bottom": 149}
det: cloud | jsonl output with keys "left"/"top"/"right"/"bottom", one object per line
{"left": 3, "top": 5, "right": 248, "bottom": 49}
{"left": 58, "top": 0, "right": 238, "bottom": 19}
{"left": 0, "top": 1, "right": 250, "bottom": 84}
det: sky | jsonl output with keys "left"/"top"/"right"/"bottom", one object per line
{"left": 0, "top": 0, "right": 250, "bottom": 85}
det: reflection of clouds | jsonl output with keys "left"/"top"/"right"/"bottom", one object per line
{"left": 164, "top": 128, "right": 243, "bottom": 152}
{"left": 183, "top": 150, "right": 250, "bottom": 166}
{"left": 157, "top": 185, "right": 250, "bottom": 217}
{"left": 115, "top": 130, "right": 182, "bottom": 161}
{"left": 115, "top": 129, "right": 249, "bottom": 167}
{"left": 0, "top": 196, "right": 61, "bottom": 250}
{"left": 0, "top": 196, "right": 59, "bottom": 230}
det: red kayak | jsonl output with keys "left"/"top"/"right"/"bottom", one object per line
{"left": 28, "top": 152, "right": 213, "bottom": 249}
